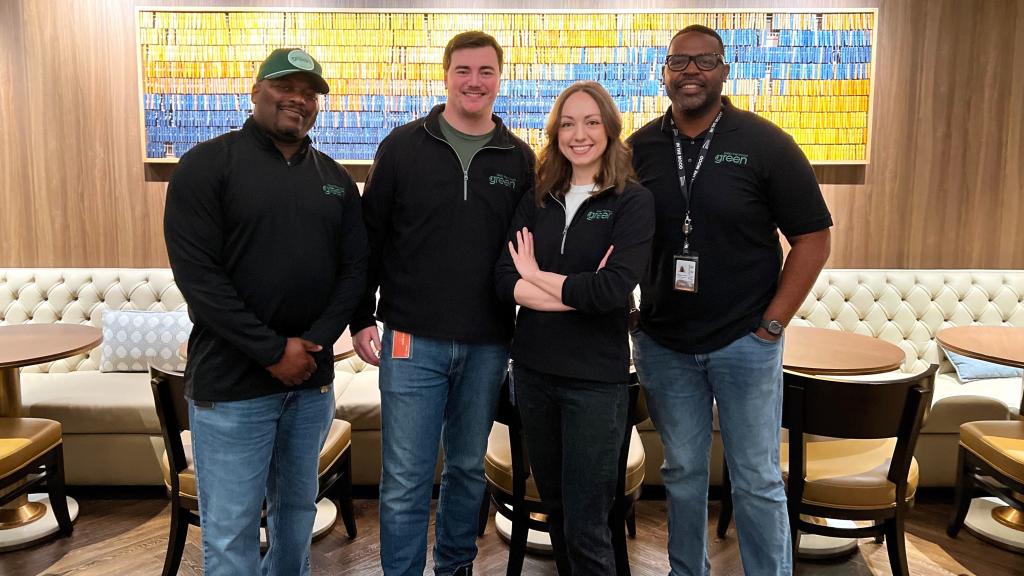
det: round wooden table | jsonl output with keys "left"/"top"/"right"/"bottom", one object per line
{"left": 783, "top": 325, "right": 905, "bottom": 376}
{"left": 936, "top": 325, "right": 1024, "bottom": 551}
{"left": 0, "top": 324, "right": 102, "bottom": 417}
{"left": 937, "top": 326, "right": 1024, "bottom": 409}
{"left": 0, "top": 323, "right": 101, "bottom": 548}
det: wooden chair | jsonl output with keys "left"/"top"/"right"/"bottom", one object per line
{"left": 716, "top": 365, "right": 937, "bottom": 575}
{"left": 149, "top": 366, "right": 356, "bottom": 576}
{"left": 947, "top": 419, "right": 1024, "bottom": 547}
{"left": 0, "top": 417, "right": 73, "bottom": 548}
{"left": 479, "top": 372, "right": 648, "bottom": 576}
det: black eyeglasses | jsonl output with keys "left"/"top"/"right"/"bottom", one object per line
{"left": 664, "top": 53, "right": 723, "bottom": 72}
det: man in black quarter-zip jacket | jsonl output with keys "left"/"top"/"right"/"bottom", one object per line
{"left": 164, "top": 48, "right": 367, "bottom": 576}
{"left": 349, "top": 32, "right": 534, "bottom": 576}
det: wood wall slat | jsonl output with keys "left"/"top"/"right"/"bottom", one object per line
{"left": 1, "top": 0, "right": 1021, "bottom": 269}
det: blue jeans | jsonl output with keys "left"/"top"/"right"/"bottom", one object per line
{"left": 189, "top": 385, "right": 334, "bottom": 576}
{"left": 632, "top": 330, "right": 791, "bottom": 576}
{"left": 378, "top": 326, "right": 510, "bottom": 576}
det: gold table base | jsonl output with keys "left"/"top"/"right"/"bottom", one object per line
{"left": 993, "top": 506, "right": 1024, "bottom": 532}
{"left": 0, "top": 496, "right": 46, "bottom": 529}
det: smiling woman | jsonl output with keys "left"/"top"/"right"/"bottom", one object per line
{"left": 493, "top": 80, "right": 655, "bottom": 575}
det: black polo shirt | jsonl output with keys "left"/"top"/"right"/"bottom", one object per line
{"left": 627, "top": 99, "right": 832, "bottom": 354}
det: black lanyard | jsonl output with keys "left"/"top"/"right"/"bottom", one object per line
{"left": 671, "top": 109, "right": 722, "bottom": 251}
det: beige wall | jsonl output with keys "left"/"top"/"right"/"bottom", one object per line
{"left": 1, "top": 0, "right": 1021, "bottom": 268}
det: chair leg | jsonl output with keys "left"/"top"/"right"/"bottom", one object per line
{"left": 477, "top": 487, "right": 491, "bottom": 537}
{"left": 47, "top": 447, "right": 73, "bottom": 536}
{"left": 610, "top": 499, "right": 631, "bottom": 576}
{"left": 787, "top": 497, "right": 802, "bottom": 564}
{"left": 716, "top": 461, "right": 732, "bottom": 538}
{"left": 163, "top": 501, "right": 189, "bottom": 576}
{"left": 506, "top": 504, "right": 528, "bottom": 576}
{"left": 337, "top": 452, "right": 357, "bottom": 539}
{"left": 626, "top": 500, "right": 637, "bottom": 538}
{"left": 883, "top": 513, "right": 909, "bottom": 576}
{"left": 947, "top": 446, "right": 973, "bottom": 538}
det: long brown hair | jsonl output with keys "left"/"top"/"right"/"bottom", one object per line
{"left": 535, "top": 81, "right": 634, "bottom": 205}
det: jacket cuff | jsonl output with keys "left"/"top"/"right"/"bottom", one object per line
{"left": 561, "top": 274, "right": 582, "bottom": 309}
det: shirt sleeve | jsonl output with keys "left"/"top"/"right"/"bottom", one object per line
{"left": 561, "top": 185, "right": 656, "bottom": 314}
{"left": 349, "top": 134, "right": 397, "bottom": 332}
{"left": 301, "top": 169, "right": 369, "bottom": 347}
{"left": 494, "top": 191, "right": 537, "bottom": 305}
{"left": 163, "top": 143, "right": 286, "bottom": 367}
{"left": 763, "top": 131, "right": 833, "bottom": 237}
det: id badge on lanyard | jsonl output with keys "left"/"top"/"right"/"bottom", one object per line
{"left": 669, "top": 110, "right": 721, "bottom": 294}
{"left": 673, "top": 251, "right": 699, "bottom": 293}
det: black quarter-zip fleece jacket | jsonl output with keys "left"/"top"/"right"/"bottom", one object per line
{"left": 495, "top": 181, "right": 655, "bottom": 383}
{"left": 351, "top": 105, "right": 536, "bottom": 343}
{"left": 164, "top": 118, "right": 368, "bottom": 401}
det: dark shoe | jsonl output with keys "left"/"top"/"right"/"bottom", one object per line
{"left": 453, "top": 565, "right": 472, "bottom": 576}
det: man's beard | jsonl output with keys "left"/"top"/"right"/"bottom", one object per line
{"left": 270, "top": 124, "right": 303, "bottom": 143}
{"left": 668, "top": 82, "right": 721, "bottom": 117}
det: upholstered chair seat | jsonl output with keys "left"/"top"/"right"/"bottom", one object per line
{"left": 0, "top": 418, "right": 62, "bottom": 477}
{"left": 485, "top": 424, "right": 645, "bottom": 502}
{"left": 958, "top": 421, "right": 1024, "bottom": 483}
{"left": 158, "top": 419, "right": 354, "bottom": 503}
{"left": 781, "top": 438, "right": 919, "bottom": 509}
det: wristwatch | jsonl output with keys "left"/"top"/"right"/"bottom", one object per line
{"left": 759, "top": 319, "right": 784, "bottom": 337}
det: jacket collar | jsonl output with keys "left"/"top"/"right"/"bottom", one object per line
{"left": 242, "top": 117, "right": 312, "bottom": 160}
{"left": 422, "top": 104, "right": 516, "bottom": 149}
{"left": 659, "top": 96, "right": 740, "bottom": 136}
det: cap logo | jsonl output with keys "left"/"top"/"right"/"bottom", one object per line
{"left": 287, "top": 50, "right": 315, "bottom": 71}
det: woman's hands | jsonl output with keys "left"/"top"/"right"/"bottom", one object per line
{"left": 508, "top": 228, "right": 541, "bottom": 281}
{"left": 509, "top": 227, "right": 615, "bottom": 277}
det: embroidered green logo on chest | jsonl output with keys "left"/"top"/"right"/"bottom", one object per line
{"left": 586, "top": 209, "right": 614, "bottom": 221}
{"left": 488, "top": 174, "right": 516, "bottom": 189}
{"left": 323, "top": 184, "right": 345, "bottom": 198}
{"left": 714, "top": 152, "right": 748, "bottom": 165}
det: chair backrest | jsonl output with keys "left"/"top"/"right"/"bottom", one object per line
{"left": 784, "top": 364, "right": 937, "bottom": 488}
{"left": 782, "top": 365, "right": 937, "bottom": 440}
{"left": 149, "top": 365, "right": 190, "bottom": 476}
{"left": 629, "top": 372, "right": 649, "bottom": 426}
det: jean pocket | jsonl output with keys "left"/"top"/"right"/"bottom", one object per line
{"left": 749, "top": 331, "right": 781, "bottom": 345}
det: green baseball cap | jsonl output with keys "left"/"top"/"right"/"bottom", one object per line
{"left": 256, "top": 48, "right": 330, "bottom": 94}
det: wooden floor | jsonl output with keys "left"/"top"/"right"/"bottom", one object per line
{"left": 1, "top": 489, "right": 1021, "bottom": 575}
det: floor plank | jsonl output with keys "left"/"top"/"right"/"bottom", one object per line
{"left": 0, "top": 489, "right": 1020, "bottom": 575}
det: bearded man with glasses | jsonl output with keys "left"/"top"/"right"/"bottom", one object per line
{"left": 627, "top": 25, "right": 833, "bottom": 575}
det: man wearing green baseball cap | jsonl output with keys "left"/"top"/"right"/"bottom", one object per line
{"left": 164, "top": 46, "right": 367, "bottom": 576}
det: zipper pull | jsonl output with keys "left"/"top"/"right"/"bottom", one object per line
{"left": 560, "top": 226, "right": 569, "bottom": 255}
{"left": 463, "top": 171, "right": 469, "bottom": 201}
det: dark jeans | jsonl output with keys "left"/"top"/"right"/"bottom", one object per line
{"left": 513, "top": 363, "right": 629, "bottom": 576}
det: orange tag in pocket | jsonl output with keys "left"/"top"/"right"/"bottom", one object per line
{"left": 391, "top": 330, "right": 412, "bottom": 359}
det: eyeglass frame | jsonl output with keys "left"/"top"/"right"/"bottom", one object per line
{"left": 663, "top": 53, "right": 725, "bottom": 72}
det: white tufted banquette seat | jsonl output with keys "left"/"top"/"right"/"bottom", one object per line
{"left": 0, "top": 269, "right": 382, "bottom": 486}
{"left": 3, "top": 268, "right": 1021, "bottom": 487}
{"left": 636, "top": 270, "right": 1024, "bottom": 487}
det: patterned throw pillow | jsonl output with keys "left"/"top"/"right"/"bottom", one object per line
{"left": 99, "top": 310, "right": 192, "bottom": 372}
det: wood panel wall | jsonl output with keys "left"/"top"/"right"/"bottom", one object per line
{"left": 1, "top": 0, "right": 1021, "bottom": 269}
